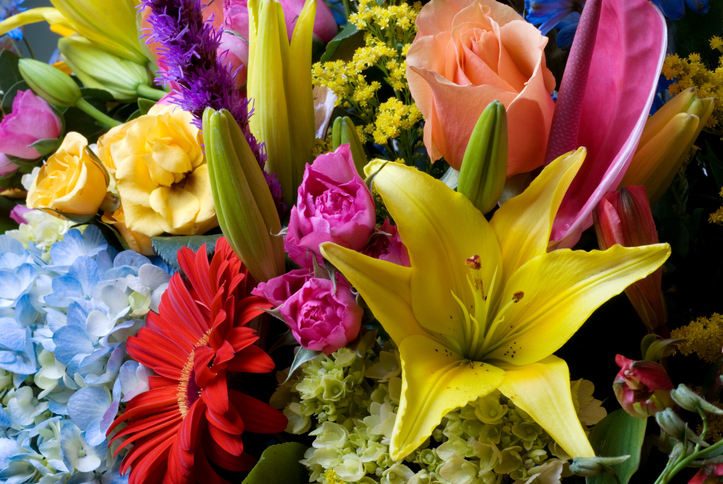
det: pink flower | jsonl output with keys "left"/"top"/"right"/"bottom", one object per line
{"left": 613, "top": 354, "right": 674, "bottom": 419}
{"left": 285, "top": 144, "right": 376, "bottom": 268}
{"left": 251, "top": 268, "right": 312, "bottom": 308}
{"left": 362, "top": 219, "right": 410, "bottom": 267}
{"left": 594, "top": 186, "right": 668, "bottom": 336}
{"left": 690, "top": 464, "right": 723, "bottom": 484}
{"left": 279, "top": 277, "right": 362, "bottom": 354}
{"left": 9, "top": 205, "right": 32, "bottom": 225}
{"left": 0, "top": 90, "right": 62, "bottom": 160}
{"left": 0, "top": 154, "right": 17, "bottom": 176}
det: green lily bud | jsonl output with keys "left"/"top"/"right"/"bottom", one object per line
{"left": 202, "top": 107, "right": 285, "bottom": 282}
{"left": 457, "top": 100, "right": 508, "bottom": 214}
{"left": 655, "top": 408, "right": 709, "bottom": 446}
{"left": 671, "top": 384, "right": 723, "bottom": 416}
{"left": 569, "top": 456, "right": 629, "bottom": 477}
{"left": 19, "top": 58, "right": 81, "bottom": 107}
{"left": 58, "top": 36, "right": 159, "bottom": 102}
{"left": 331, "top": 116, "right": 368, "bottom": 176}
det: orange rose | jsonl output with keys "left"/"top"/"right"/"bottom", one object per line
{"left": 407, "top": 0, "right": 556, "bottom": 176}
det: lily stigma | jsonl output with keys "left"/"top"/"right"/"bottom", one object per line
{"left": 321, "top": 148, "right": 671, "bottom": 461}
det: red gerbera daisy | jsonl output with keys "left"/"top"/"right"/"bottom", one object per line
{"left": 108, "top": 237, "right": 287, "bottom": 484}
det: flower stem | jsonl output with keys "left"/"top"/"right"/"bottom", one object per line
{"left": 137, "top": 84, "right": 167, "bottom": 101}
{"left": 75, "top": 98, "right": 121, "bottom": 127}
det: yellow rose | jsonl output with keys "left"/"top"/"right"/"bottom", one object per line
{"left": 27, "top": 132, "right": 108, "bottom": 215}
{"left": 97, "top": 104, "right": 217, "bottom": 237}
{"left": 101, "top": 206, "right": 155, "bottom": 256}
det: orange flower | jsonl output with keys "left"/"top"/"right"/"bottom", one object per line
{"left": 406, "top": 0, "right": 556, "bottom": 176}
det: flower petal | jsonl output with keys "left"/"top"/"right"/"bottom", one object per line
{"left": 391, "top": 334, "right": 505, "bottom": 460}
{"left": 497, "top": 355, "right": 594, "bottom": 458}
{"left": 320, "top": 242, "right": 423, "bottom": 345}
{"left": 485, "top": 243, "right": 671, "bottom": 365}
{"left": 361, "top": 160, "right": 502, "bottom": 346}
{"left": 490, "top": 147, "right": 585, "bottom": 277}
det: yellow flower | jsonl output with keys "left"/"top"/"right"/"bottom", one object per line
{"left": 101, "top": 206, "right": 155, "bottom": 256}
{"left": 27, "top": 132, "right": 108, "bottom": 216}
{"left": 97, "top": 104, "right": 217, "bottom": 237}
{"left": 321, "top": 149, "right": 670, "bottom": 461}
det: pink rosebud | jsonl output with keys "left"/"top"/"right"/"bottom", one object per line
{"left": 593, "top": 186, "right": 668, "bottom": 336}
{"left": 362, "top": 219, "right": 410, "bottom": 267}
{"left": 9, "top": 205, "right": 32, "bottom": 225}
{"left": 690, "top": 464, "right": 723, "bottom": 484}
{"left": 0, "top": 90, "right": 62, "bottom": 160}
{"left": 251, "top": 268, "right": 312, "bottom": 308}
{"left": 0, "top": 153, "right": 18, "bottom": 176}
{"left": 285, "top": 145, "right": 376, "bottom": 268}
{"left": 613, "top": 354, "right": 674, "bottom": 419}
{"left": 279, "top": 277, "right": 362, "bottom": 354}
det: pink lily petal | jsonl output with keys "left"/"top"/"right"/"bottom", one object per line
{"left": 545, "top": 0, "right": 667, "bottom": 247}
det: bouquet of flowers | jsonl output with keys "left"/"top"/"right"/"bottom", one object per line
{"left": 0, "top": 0, "right": 721, "bottom": 482}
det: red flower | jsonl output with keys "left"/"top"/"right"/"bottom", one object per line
{"left": 108, "top": 238, "right": 287, "bottom": 484}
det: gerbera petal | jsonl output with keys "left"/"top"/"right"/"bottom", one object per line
{"left": 359, "top": 160, "right": 503, "bottom": 344}
{"left": 229, "top": 390, "right": 288, "bottom": 434}
{"left": 391, "top": 334, "right": 505, "bottom": 461}
{"left": 180, "top": 399, "right": 207, "bottom": 452}
{"left": 226, "top": 345, "right": 275, "bottom": 373}
{"left": 207, "top": 422, "right": 244, "bottom": 456}
{"left": 206, "top": 402, "right": 245, "bottom": 434}
{"left": 497, "top": 356, "right": 595, "bottom": 458}
{"left": 485, "top": 244, "right": 670, "bottom": 365}
{"left": 490, "top": 148, "right": 585, "bottom": 277}
{"left": 202, "top": 376, "right": 230, "bottom": 415}
{"left": 225, "top": 326, "right": 259, "bottom": 353}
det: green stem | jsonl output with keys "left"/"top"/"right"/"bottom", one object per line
{"left": 22, "top": 36, "right": 35, "bottom": 60}
{"left": 75, "top": 98, "right": 121, "bottom": 127}
{"left": 656, "top": 438, "right": 723, "bottom": 484}
{"left": 137, "top": 84, "right": 167, "bottom": 101}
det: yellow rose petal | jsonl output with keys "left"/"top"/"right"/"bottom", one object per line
{"left": 149, "top": 186, "right": 199, "bottom": 230}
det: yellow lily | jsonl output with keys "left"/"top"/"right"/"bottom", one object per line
{"left": 320, "top": 149, "right": 671, "bottom": 461}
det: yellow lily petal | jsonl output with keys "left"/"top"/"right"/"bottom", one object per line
{"left": 0, "top": 8, "right": 74, "bottom": 36}
{"left": 392, "top": 334, "right": 505, "bottom": 461}
{"left": 320, "top": 242, "right": 424, "bottom": 344}
{"left": 485, "top": 243, "right": 671, "bottom": 365}
{"left": 490, "top": 148, "right": 586, "bottom": 277}
{"left": 365, "top": 160, "right": 502, "bottom": 344}
{"left": 498, "top": 356, "right": 594, "bottom": 458}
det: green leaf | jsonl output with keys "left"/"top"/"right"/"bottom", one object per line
{"left": 587, "top": 409, "right": 647, "bottom": 484}
{"left": 151, "top": 234, "right": 223, "bottom": 272}
{"left": 242, "top": 442, "right": 309, "bottom": 484}
{"left": 2, "top": 80, "right": 30, "bottom": 116}
{"left": 285, "top": 347, "right": 321, "bottom": 383}
{"left": 138, "top": 98, "right": 156, "bottom": 115}
{"left": 320, "top": 22, "right": 363, "bottom": 62}
{"left": 0, "top": 50, "right": 23, "bottom": 94}
{"left": 28, "top": 138, "right": 61, "bottom": 157}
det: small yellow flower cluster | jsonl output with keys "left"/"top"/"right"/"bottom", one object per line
{"left": 709, "top": 188, "right": 723, "bottom": 225}
{"left": 312, "top": 0, "right": 423, "bottom": 163}
{"left": 373, "top": 97, "right": 422, "bottom": 145}
{"left": 322, "top": 469, "right": 347, "bottom": 484}
{"left": 671, "top": 313, "right": 723, "bottom": 363}
{"left": 699, "top": 399, "right": 723, "bottom": 442}
{"left": 662, "top": 38, "right": 723, "bottom": 133}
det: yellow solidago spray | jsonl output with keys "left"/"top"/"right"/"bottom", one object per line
{"left": 247, "top": 0, "right": 316, "bottom": 206}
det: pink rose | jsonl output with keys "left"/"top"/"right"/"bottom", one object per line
{"left": 9, "top": 205, "right": 32, "bottom": 225}
{"left": 0, "top": 154, "right": 17, "bottom": 176}
{"left": 0, "top": 90, "right": 62, "bottom": 160}
{"left": 285, "top": 144, "right": 376, "bottom": 268}
{"left": 279, "top": 277, "right": 362, "bottom": 354}
{"left": 363, "top": 219, "right": 410, "bottom": 267}
{"left": 251, "top": 268, "right": 312, "bottom": 307}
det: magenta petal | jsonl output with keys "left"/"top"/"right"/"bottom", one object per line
{"left": 545, "top": 0, "right": 667, "bottom": 246}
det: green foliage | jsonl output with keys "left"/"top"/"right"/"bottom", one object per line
{"left": 242, "top": 443, "right": 310, "bottom": 484}
{"left": 151, "top": 234, "right": 223, "bottom": 272}
{"left": 587, "top": 410, "right": 647, "bottom": 484}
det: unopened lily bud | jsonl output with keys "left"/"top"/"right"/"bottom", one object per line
{"left": 594, "top": 186, "right": 668, "bottom": 335}
{"left": 655, "top": 408, "right": 688, "bottom": 439}
{"left": 622, "top": 88, "right": 714, "bottom": 204}
{"left": 457, "top": 100, "right": 508, "bottom": 214}
{"left": 331, "top": 116, "right": 368, "bottom": 176}
{"left": 19, "top": 58, "right": 81, "bottom": 107}
{"left": 58, "top": 36, "right": 154, "bottom": 102}
{"left": 569, "top": 456, "right": 629, "bottom": 477}
{"left": 613, "top": 354, "right": 674, "bottom": 418}
{"left": 671, "top": 384, "right": 723, "bottom": 416}
{"left": 202, "top": 107, "right": 285, "bottom": 282}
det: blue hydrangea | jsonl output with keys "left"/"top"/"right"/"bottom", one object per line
{"left": 525, "top": 0, "right": 581, "bottom": 36}
{"left": 0, "top": 0, "right": 26, "bottom": 40}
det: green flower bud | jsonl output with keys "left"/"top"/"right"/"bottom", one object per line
{"left": 202, "top": 107, "right": 285, "bottom": 283}
{"left": 331, "top": 116, "right": 368, "bottom": 176}
{"left": 569, "top": 455, "right": 629, "bottom": 477}
{"left": 671, "top": 384, "right": 723, "bottom": 415}
{"left": 19, "top": 58, "right": 82, "bottom": 107}
{"left": 457, "top": 100, "right": 508, "bottom": 214}
{"left": 59, "top": 36, "right": 156, "bottom": 102}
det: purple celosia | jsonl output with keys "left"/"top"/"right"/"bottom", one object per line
{"left": 141, "top": 0, "right": 285, "bottom": 211}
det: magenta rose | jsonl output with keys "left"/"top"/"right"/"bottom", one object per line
{"left": 0, "top": 154, "right": 17, "bottom": 176}
{"left": 363, "top": 219, "right": 410, "bottom": 266}
{"left": 279, "top": 277, "right": 362, "bottom": 354}
{"left": 285, "top": 144, "right": 376, "bottom": 267}
{"left": 0, "top": 90, "right": 62, "bottom": 160}
{"left": 251, "top": 268, "right": 312, "bottom": 308}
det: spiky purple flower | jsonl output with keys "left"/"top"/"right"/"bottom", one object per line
{"left": 141, "top": 0, "right": 285, "bottom": 211}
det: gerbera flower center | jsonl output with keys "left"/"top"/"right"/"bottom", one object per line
{"left": 177, "top": 330, "right": 212, "bottom": 418}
